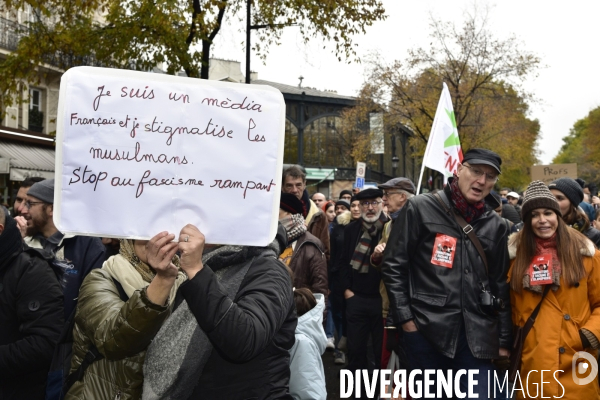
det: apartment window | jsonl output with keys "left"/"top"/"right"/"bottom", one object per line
{"left": 30, "top": 88, "right": 41, "bottom": 111}
{"left": 28, "top": 88, "right": 44, "bottom": 132}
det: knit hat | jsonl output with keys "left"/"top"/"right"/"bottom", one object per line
{"left": 521, "top": 180, "right": 562, "bottom": 217}
{"left": 335, "top": 199, "right": 350, "bottom": 210}
{"left": 339, "top": 190, "right": 353, "bottom": 199}
{"left": 27, "top": 178, "right": 54, "bottom": 204}
{"left": 548, "top": 178, "right": 583, "bottom": 207}
{"left": 280, "top": 192, "right": 304, "bottom": 215}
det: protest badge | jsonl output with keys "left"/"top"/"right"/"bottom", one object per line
{"left": 54, "top": 66, "right": 285, "bottom": 246}
{"left": 529, "top": 254, "right": 553, "bottom": 285}
{"left": 430, "top": 233, "right": 457, "bottom": 268}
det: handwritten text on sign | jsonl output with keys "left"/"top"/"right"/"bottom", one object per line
{"left": 530, "top": 163, "right": 577, "bottom": 185}
{"left": 55, "top": 67, "right": 285, "bottom": 245}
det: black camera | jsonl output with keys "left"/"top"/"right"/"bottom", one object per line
{"left": 479, "top": 290, "right": 505, "bottom": 313}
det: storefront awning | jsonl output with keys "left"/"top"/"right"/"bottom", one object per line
{"left": 0, "top": 139, "right": 56, "bottom": 181}
{"left": 305, "top": 168, "right": 335, "bottom": 181}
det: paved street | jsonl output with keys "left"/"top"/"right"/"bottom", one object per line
{"left": 323, "top": 349, "right": 344, "bottom": 400}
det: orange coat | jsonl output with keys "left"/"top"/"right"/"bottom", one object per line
{"left": 508, "top": 234, "right": 600, "bottom": 399}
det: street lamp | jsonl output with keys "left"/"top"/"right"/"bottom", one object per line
{"left": 245, "top": 0, "right": 297, "bottom": 84}
{"left": 392, "top": 155, "right": 399, "bottom": 177}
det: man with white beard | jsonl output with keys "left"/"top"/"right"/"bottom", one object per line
{"left": 339, "top": 188, "right": 390, "bottom": 399}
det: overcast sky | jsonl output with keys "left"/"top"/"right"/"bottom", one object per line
{"left": 211, "top": 0, "right": 600, "bottom": 165}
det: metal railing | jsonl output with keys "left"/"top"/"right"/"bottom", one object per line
{"left": 0, "top": 17, "right": 23, "bottom": 52}
{"left": 0, "top": 16, "right": 104, "bottom": 69}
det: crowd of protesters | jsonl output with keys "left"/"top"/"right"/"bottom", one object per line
{"left": 3, "top": 149, "right": 600, "bottom": 400}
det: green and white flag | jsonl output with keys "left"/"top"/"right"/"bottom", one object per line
{"left": 417, "top": 82, "right": 463, "bottom": 193}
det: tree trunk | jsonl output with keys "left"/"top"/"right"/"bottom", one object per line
{"left": 200, "top": 3, "right": 227, "bottom": 79}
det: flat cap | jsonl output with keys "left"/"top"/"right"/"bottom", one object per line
{"left": 354, "top": 188, "right": 383, "bottom": 200}
{"left": 378, "top": 177, "right": 416, "bottom": 194}
{"left": 462, "top": 148, "right": 502, "bottom": 174}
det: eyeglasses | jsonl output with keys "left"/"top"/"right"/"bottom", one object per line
{"left": 24, "top": 200, "right": 45, "bottom": 209}
{"left": 383, "top": 191, "right": 401, "bottom": 197}
{"left": 360, "top": 200, "right": 383, "bottom": 208}
{"left": 462, "top": 164, "right": 498, "bottom": 183}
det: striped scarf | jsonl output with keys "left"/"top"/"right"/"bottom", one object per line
{"left": 351, "top": 212, "right": 389, "bottom": 273}
{"left": 280, "top": 214, "right": 307, "bottom": 243}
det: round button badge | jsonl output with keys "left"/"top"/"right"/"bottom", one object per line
{"left": 29, "top": 301, "right": 40, "bottom": 311}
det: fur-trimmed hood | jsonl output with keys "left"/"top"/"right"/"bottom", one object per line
{"left": 334, "top": 210, "right": 353, "bottom": 226}
{"left": 507, "top": 231, "right": 596, "bottom": 260}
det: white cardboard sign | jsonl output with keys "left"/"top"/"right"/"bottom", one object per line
{"left": 55, "top": 67, "right": 285, "bottom": 246}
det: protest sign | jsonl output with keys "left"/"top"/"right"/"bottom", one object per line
{"left": 55, "top": 67, "right": 285, "bottom": 246}
{"left": 530, "top": 163, "right": 577, "bottom": 185}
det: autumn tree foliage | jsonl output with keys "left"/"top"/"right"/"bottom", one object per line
{"left": 0, "top": 0, "right": 385, "bottom": 114}
{"left": 367, "top": 9, "right": 541, "bottom": 189}
{"left": 553, "top": 106, "right": 600, "bottom": 184}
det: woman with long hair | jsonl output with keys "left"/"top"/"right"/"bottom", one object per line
{"left": 508, "top": 180, "right": 600, "bottom": 399}
{"left": 323, "top": 201, "right": 336, "bottom": 227}
{"left": 548, "top": 177, "right": 600, "bottom": 248}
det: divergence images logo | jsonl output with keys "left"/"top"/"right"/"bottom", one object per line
{"left": 572, "top": 352, "right": 599, "bottom": 386}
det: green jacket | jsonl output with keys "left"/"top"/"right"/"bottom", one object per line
{"left": 65, "top": 268, "right": 170, "bottom": 400}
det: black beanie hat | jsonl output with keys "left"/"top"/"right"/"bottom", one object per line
{"left": 548, "top": 178, "right": 583, "bottom": 207}
{"left": 335, "top": 199, "right": 350, "bottom": 210}
{"left": 280, "top": 193, "right": 304, "bottom": 215}
{"left": 521, "top": 180, "right": 562, "bottom": 217}
{"left": 339, "top": 190, "right": 353, "bottom": 199}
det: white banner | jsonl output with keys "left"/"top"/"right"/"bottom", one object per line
{"left": 370, "top": 113, "right": 384, "bottom": 154}
{"left": 417, "top": 82, "right": 463, "bottom": 192}
{"left": 55, "top": 67, "right": 285, "bottom": 246}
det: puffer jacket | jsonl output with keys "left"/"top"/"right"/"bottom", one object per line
{"left": 65, "top": 269, "right": 170, "bottom": 400}
{"left": 180, "top": 244, "right": 297, "bottom": 399}
{"left": 0, "top": 246, "right": 64, "bottom": 400}
{"left": 381, "top": 185, "right": 512, "bottom": 359}
{"left": 289, "top": 293, "right": 328, "bottom": 400}
{"left": 289, "top": 232, "right": 328, "bottom": 296}
{"left": 508, "top": 233, "right": 600, "bottom": 399}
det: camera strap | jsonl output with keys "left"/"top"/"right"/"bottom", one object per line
{"left": 433, "top": 192, "right": 489, "bottom": 275}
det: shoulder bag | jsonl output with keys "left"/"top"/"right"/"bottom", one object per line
{"left": 507, "top": 285, "right": 550, "bottom": 382}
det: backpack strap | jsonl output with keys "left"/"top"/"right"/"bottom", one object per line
{"left": 63, "top": 277, "right": 129, "bottom": 394}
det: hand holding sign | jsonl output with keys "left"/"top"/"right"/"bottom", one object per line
{"left": 145, "top": 232, "right": 179, "bottom": 279}
{"left": 178, "top": 224, "right": 205, "bottom": 280}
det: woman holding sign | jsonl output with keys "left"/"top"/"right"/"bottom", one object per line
{"left": 508, "top": 180, "right": 600, "bottom": 399}
{"left": 65, "top": 232, "right": 186, "bottom": 400}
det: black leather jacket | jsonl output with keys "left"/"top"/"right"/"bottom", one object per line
{"left": 381, "top": 186, "right": 511, "bottom": 359}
